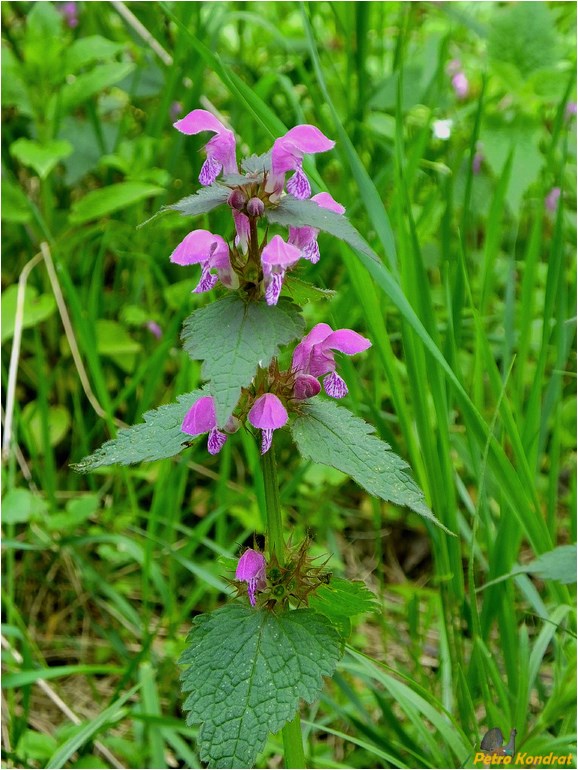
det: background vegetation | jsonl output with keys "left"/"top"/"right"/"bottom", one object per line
{"left": 2, "top": 2, "right": 576, "bottom": 768}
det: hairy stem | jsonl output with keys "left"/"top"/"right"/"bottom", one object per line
{"left": 260, "top": 442, "right": 285, "bottom": 564}
{"left": 260, "top": 443, "right": 307, "bottom": 769}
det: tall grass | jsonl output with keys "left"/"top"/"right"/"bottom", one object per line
{"left": 2, "top": 2, "right": 576, "bottom": 768}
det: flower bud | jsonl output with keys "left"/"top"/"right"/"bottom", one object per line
{"left": 236, "top": 548, "right": 267, "bottom": 606}
{"left": 293, "top": 373, "right": 321, "bottom": 400}
{"left": 228, "top": 189, "right": 247, "bottom": 211}
{"left": 247, "top": 197, "right": 265, "bottom": 217}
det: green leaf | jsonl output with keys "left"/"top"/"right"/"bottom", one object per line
{"left": 179, "top": 604, "right": 341, "bottom": 768}
{"left": 60, "top": 62, "right": 136, "bottom": 110}
{"left": 64, "top": 36, "right": 126, "bottom": 73}
{"left": 10, "top": 138, "right": 73, "bottom": 179}
{"left": 2, "top": 488, "right": 48, "bottom": 525}
{"left": 265, "top": 197, "right": 379, "bottom": 266}
{"left": 523, "top": 545, "right": 577, "bottom": 585}
{"left": 1, "top": 43, "right": 33, "bottom": 116}
{"left": 167, "top": 185, "right": 231, "bottom": 217}
{"left": 309, "top": 578, "right": 379, "bottom": 639}
{"left": 1, "top": 180, "right": 34, "bottom": 223}
{"left": 488, "top": 2, "right": 558, "bottom": 79}
{"left": 69, "top": 182, "right": 165, "bottom": 224}
{"left": 22, "top": 402, "right": 71, "bottom": 450}
{"left": 481, "top": 116, "right": 544, "bottom": 214}
{"left": 96, "top": 319, "right": 142, "bottom": 373}
{"left": 72, "top": 391, "right": 203, "bottom": 473}
{"left": 1, "top": 285, "right": 57, "bottom": 344}
{"left": 281, "top": 277, "right": 336, "bottom": 305}
{"left": 291, "top": 400, "right": 449, "bottom": 532}
{"left": 140, "top": 185, "right": 231, "bottom": 228}
{"left": 23, "top": 2, "right": 64, "bottom": 75}
{"left": 181, "top": 296, "right": 304, "bottom": 427}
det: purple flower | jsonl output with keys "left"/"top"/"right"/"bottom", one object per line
{"left": 181, "top": 396, "right": 229, "bottom": 455}
{"left": 233, "top": 210, "right": 250, "bottom": 253}
{"left": 472, "top": 149, "right": 484, "bottom": 175}
{"left": 261, "top": 235, "right": 302, "bottom": 306}
{"left": 452, "top": 72, "right": 469, "bottom": 100}
{"left": 247, "top": 393, "right": 288, "bottom": 454}
{"left": 545, "top": 187, "right": 561, "bottom": 212}
{"left": 57, "top": 1, "right": 78, "bottom": 27}
{"left": 566, "top": 102, "right": 577, "bottom": 121}
{"left": 266, "top": 125, "right": 335, "bottom": 200}
{"left": 170, "top": 101, "right": 183, "bottom": 121}
{"left": 292, "top": 323, "right": 371, "bottom": 398}
{"left": 145, "top": 321, "right": 162, "bottom": 339}
{"left": 173, "top": 109, "right": 237, "bottom": 185}
{"left": 236, "top": 549, "right": 267, "bottom": 606}
{"left": 288, "top": 192, "right": 345, "bottom": 263}
{"left": 170, "top": 229, "right": 237, "bottom": 292}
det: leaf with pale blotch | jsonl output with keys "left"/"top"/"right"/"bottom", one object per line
{"left": 179, "top": 604, "right": 341, "bottom": 768}
{"left": 291, "top": 400, "right": 451, "bottom": 533}
{"left": 72, "top": 391, "right": 203, "bottom": 473}
{"left": 181, "top": 296, "right": 304, "bottom": 427}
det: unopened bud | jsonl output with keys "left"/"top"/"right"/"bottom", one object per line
{"left": 293, "top": 373, "right": 321, "bottom": 401}
{"left": 247, "top": 197, "right": 265, "bottom": 217}
{"left": 224, "top": 415, "right": 241, "bottom": 434}
{"left": 228, "top": 189, "right": 247, "bottom": 211}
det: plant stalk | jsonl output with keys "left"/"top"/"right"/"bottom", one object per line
{"left": 260, "top": 443, "right": 307, "bottom": 769}
{"left": 260, "top": 442, "right": 285, "bottom": 564}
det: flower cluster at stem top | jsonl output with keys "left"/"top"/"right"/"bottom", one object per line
{"left": 173, "top": 109, "right": 371, "bottom": 453}
{"left": 170, "top": 109, "right": 344, "bottom": 306}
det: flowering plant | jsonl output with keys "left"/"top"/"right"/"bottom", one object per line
{"left": 75, "top": 109, "right": 446, "bottom": 768}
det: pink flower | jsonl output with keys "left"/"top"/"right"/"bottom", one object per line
{"left": 145, "top": 321, "right": 162, "bottom": 339}
{"left": 452, "top": 72, "right": 469, "bottom": 100}
{"left": 292, "top": 323, "right": 371, "bottom": 398}
{"left": 57, "top": 2, "right": 78, "bottom": 27}
{"left": 181, "top": 396, "right": 230, "bottom": 455}
{"left": 288, "top": 192, "right": 345, "bottom": 264}
{"left": 236, "top": 549, "right": 267, "bottom": 606}
{"left": 247, "top": 393, "right": 288, "bottom": 454}
{"left": 266, "top": 125, "right": 335, "bottom": 200}
{"left": 545, "top": 187, "right": 561, "bottom": 212}
{"left": 170, "top": 229, "right": 237, "bottom": 293}
{"left": 173, "top": 109, "right": 238, "bottom": 185}
{"left": 260, "top": 235, "right": 302, "bottom": 306}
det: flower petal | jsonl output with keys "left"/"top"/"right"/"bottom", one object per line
{"left": 271, "top": 125, "right": 335, "bottom": 175}
{"left": 181, "top": 396, "right": 217, "bottom": 436}
{"left": 236, "top": 548, "right": 266, "bottom": 581}
{"left": 170, "top": 229, "right": 228, "bottom": 266}
{"left": 323, "top": 371, "right": 348, "bottom": 398}
{"left": 247, "top": 393, "right": 288, "bottom": 430}
{"left": 291, "top": 323, "right": 334, "bottom": 372}
{"left": 261, "top": 235, "right": 302, "bottom": 268}
{"left": 173, "top": 108, "right": 230, "bottom": 137}
{"left": 207, "top": 427, "right": 227, "bottom": 455}
{"left": 311, "top": 191, "right": 345, "bottom": 215}
{"left": 323, "top": 329, "right": 372, "bottom": 355}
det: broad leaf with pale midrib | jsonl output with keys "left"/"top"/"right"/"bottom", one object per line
{"left": 291, "top": 399, "right": 450, "bottom": 532}
{"left": 72, "top": 391, "right": 202, "bottom": 473}
{"left": 181, "top": 296, "right": 304, "bottom": 427}
{"left": 179, "top": 603, "right": 341, "bottom": 768}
